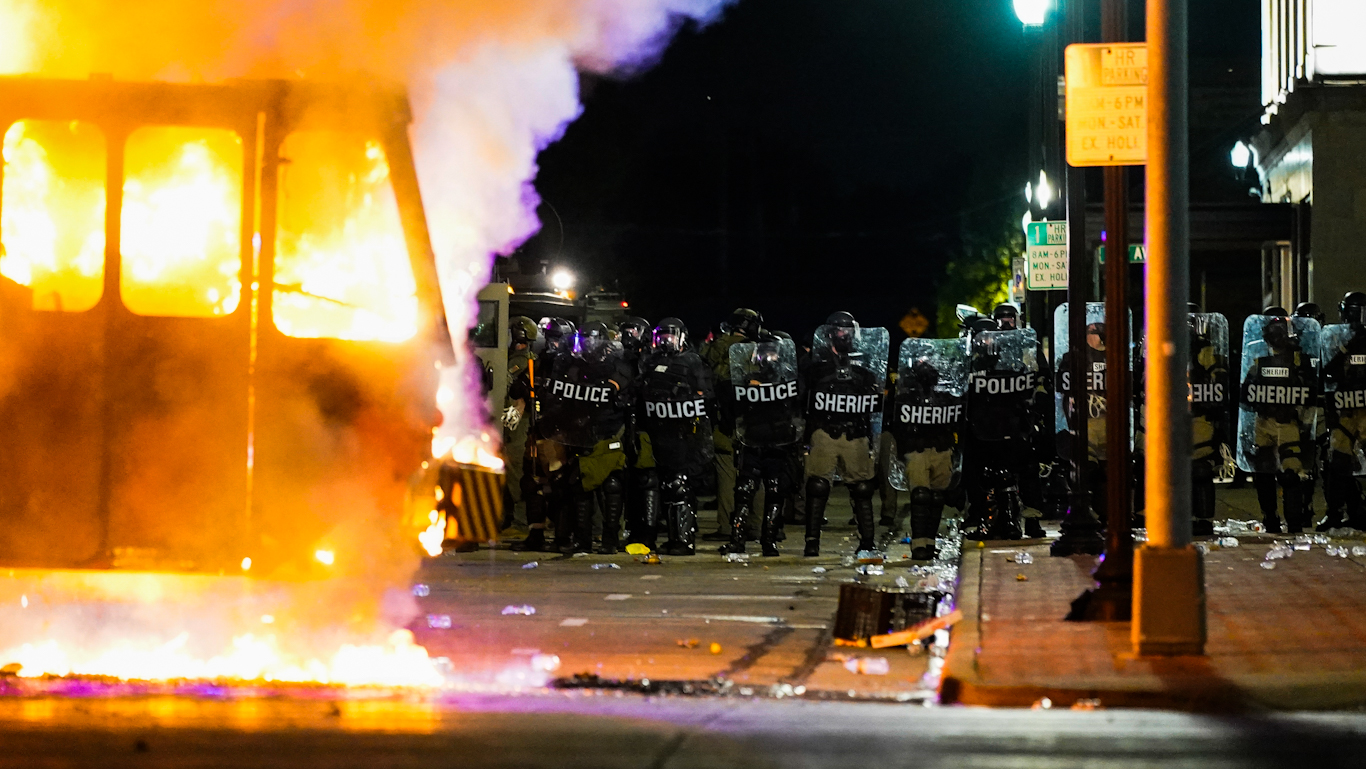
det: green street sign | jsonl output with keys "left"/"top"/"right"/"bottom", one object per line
{"left": 1097, "top": 244, "right": 1147, "bottom": 264}
{"left": 1025, "top": 221, "right": 1068, "bottom": 290}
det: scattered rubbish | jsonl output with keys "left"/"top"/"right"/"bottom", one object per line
{"left": 1293, "top": 535, "right": 1312, "bottom": 551}
{"left": 530, "top": 654, "right": 561, "bottom": 673}
{"left": 870, "top": 609, "right": 963, "bottom": 649}
{"left": 1217, "top": 537, "right": 1240, "bottom": 548}
{"left": 412, "top": 584, "right": 430, "bottom": 597}
{"left": 625, "top": 543, "right": 651, "bottom": 556}
{"left": 812, "top": 566, "right": 828, "bottom": 574}
{"left": 857, "top": 551, "right": 885, "bottom": 565}
{"left": 591, "top": 563, "right": 621, "bottom": 570}
{"left": 1195, "top": 542, "right": 1210, "bottom": 554}
{"left": 522, "top": 561, "right": 539, "bottom": 570}
{"left": 841, "top": 556, "right": 855, "bottom": 567}
{"left": 895, "top": 576, "right": 910, "bottom": 588}
{"left": 676, "top": 638, "right": 700, "bottom": 648}
{"left": 1260, "top": 562, "right": 1276, "bottom": 570}
{"left": 1353, "top": 546, "right": 1366, "bottom": 557}
{"left": 709, "top": 642, "right": 723, "bottom": 655}
{"left": 1337, "top": 548, "right": 1350, "bottom": 559}
{"left": 1313, "top": 534, "right": 1331, "bottom": 546}
{"left": 572, "top": 552, "right": 588, "bottom": 558}
{"left": 834, "top": 637, "right": 868, "bottom": 648}
{"left": 501, "top": 605, "right": 536, "bottom": 616}
{"left": 1032, "top": 697, "right": 1053, "bottom": 710}
{"left": 977, "top": 541, "right": 986, "bottom": 549}
{"left": 559, "top": 618, "right": 589, "bottom": 627}
{"left": 644, "top": 554, "right": 663, "bottom": 564}
{"left": 726, "top": 552, "right": 750, "bottom": 563}
{"left": 426, "top": 614, "right": 452, "bottom": 629}
{"left": 1071, "top": 698, "right": 1102, "bottom": 711}
{"left": 1016, "top": 573, "right": 1029, "bottom": 581}
{"left": 1266, "top": 542, "right": 1293, "bottom": 560}
{"left": 855, "top": 564, "right": 884, "bottom": 576}
{"left": 604, "top": 594, "right": 631, "bottom": 601}
{"left": 1327, "top": 545, "right": 1341, "bottom": 557}
{"left": 1013, "top": 552, "right": 1034, "bottom": 564}
{"left": 842, "top": 657, "right": 890, "bottom": 675}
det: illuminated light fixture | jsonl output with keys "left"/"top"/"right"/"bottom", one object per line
{"left": 551, "top": 269, "right": 575, "bottom": 291}
{"left": 1036, "top": 171, "right": 1054, "bottom": 210}
{"left": 1230, "top": 140, "right": 1252, "bottom": 169}
{"left": 1022, "top": 210, "right": 1033, "bottom": 236}
{"left": 1025, "top": 181, "right": 1033, "bottom": 204}
{"left": 1013, "top": 0, "right": 1050, "bottom": 26}
{"left": 314, "top": 549, "right": 335, "bottom": 566}
{"left": 240, "top": 556, "right": 252, "bottom": 571}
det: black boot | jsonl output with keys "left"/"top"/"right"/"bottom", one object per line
{"left": 803, "top": 476, "right": 829, "bottom": 557}
{"left": 513, "top": 485, "right": 549, "bottom": 552}
{"left": 720, "top": 477, "right": 756, "bottom": 555}
{"left": 1254, "top": 473, "right": 1283, "bottom": 533}
{"left": 985, "top": 468, "right": 1024, "bottom": 540}
{"left": 512, "top": 527, "right": 547, "bottom": 552}
{"left": 638, "top": 470, "right": 661, "bottom": 549}
{"left": 1024, "top": 516, "right": 1046, "bottom": 539}
{"left": 1318, "top": 469, "right": 1348, "bottom": 531}
{"left": 661, "top": 473, "right": 697, "bottom": 556}
{"left": 760, "top": 478, "right": 783, "bottom": 557}
{"left": 571, "top": 494, "right": 594, "bottom": 554}
{"left": 1282, "top": 471, "right": 1305, "bottom": 534}
{"left": 851, "top": 480, "right": 878, "bottom": 554}
{"left": 1191, "top": 464, "right": 1216, "bottom": 536}
{"left": 908, "top": 489, "right": 943, "bottom": 561}
{"left": 597, "top": 473, "right": 625, "bottom": 554}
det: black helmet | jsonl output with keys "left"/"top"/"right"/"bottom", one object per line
{"left": 1263, "top": 306, "right": 1289, "bottom": 317}
{"left": 1262, "top": 307, "right": 1294, "bottom": 350}
{"left": 824, "top": 311, "right": 859, "bottom": 355}
{"left": 652, "top": 318, "right": 689, "bottom": 355}
{"left": 969, "top": 316, "right": 999, "bottom": 334}
{"left": 1294, "top": 302, "right": 1324, "bottom": 324}
{"left": 1341, "top": 292, "right": 1366, "bottom": 326}
{"left": 510, "top": 315, "right": 538, "bottom": 346}
{"left": 909, "top": 359, "right": 940, "bottom": 392}
{"left": 617, "top": 316, "right": 651, "bottom": 351}
{"left": 574, "top": 321, "right": 611, "bottom": 360}
{"left": 992, "top": 303, "right": 1020, "bottom": 330}
{"left": 539, "top": 317, "right": 576, "bottom": 355}
{"left": 729, "top": 308, "right": 764, "bottom": 340}
{"left": 1187, "top": 302, "right": 1202, "bottom": 314}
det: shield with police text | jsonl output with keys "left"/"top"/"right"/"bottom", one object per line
{"left": 1321, "top": 323, "right": 1366, "bottom": 475}
{"left": 887, "top": 337, "right": 969, "bottom": 491}
{"left": 1236, "top": 315, "right": 1322, "bottom": 474}
{"left": 807, "top": 323, "right": 890, "bottom": 449}
{"left": 538, "top": 342, "right": 629, "bottom": 449}
{"left": 639, "top": 351, "right": 715, "bottom": 471}
{"left": 968, "top": 328, "right": 1039, "bottom": 443}
{"left": 730, "top": 337, "right": 803, "bottom": 447}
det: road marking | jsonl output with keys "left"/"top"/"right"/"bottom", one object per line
{"left": 559, "top": 618, "right": 589, "bottom": 627}
{"left": 642, "top": 595, "right": 795, "bottom": 601}
{"left": 639, "top": 575, "right": 661, "bottom": 580}
{"left": 682, "top": 614, "right": 782, "bottom": 624}
{"left": 605, "top": 594, "right": 632, "bottom": 601}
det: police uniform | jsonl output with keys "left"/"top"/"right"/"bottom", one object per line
{"left": 964, "top": 326, "right": 1039, "bottom": 540}
{"left": 1188, "top": 316, "right": 1230, "bottom": 534}
{"left": 1321, "top": 299, "right": 1366, "bottom": 529}
{"left": 891, "top": 353, "right": 965, "bottom": 560}
{"left": 502, "top": 339, "right": 536, "bottom": 526}
{"left": 701, "top": 309, "right": 764, "bottom": 541}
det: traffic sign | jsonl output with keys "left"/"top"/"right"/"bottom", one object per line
{"left": 1065, "top": 43, "right": 1148, "bottom": 167}
{"left": 1097, "top": 244, "right": 1147, "bottom": 264}
{"left": 1025, "top": 221, "right": 1068, "bottom": 290}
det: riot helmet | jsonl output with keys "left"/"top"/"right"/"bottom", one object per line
{"left": 968, "top": 316, "right": 999, "bottom": 335}
{"left": 1085, "top": 322, "right": 1106, "bottom": 351}
{"left": 1262, "top": 307, "right": 1294, "bottom": 352}
{"left": 652, "top": 318, "right": 689, "bottom": 355}
{"left": 539, "top": 317, "right": 576, "bottom": 355}
{"left": 992, "top": 303, "right": 1020, "bottom": 331}
{"left": 1294, "top": 302, "right": 1325, "bottom": 324}
{"left": 1341, "top": 292, "right": 1366, "bottom": 327}
{"left": 573, "top": 321, "right": 611, "bottom": 360}
{"left": 617, "top": 316, "right": 651, "bottom": 352}
{"left": 908, "top": 359, "right": 940, "bottom": 394}
{"left": 824, "top": 311, "right": 860, "bottom": 355}
{"left": 510, "top": 315, "right": 538, "bottom": 347}
{"left": 729, "top": 308, "right": 764, "bottom": 340}
{"left": 1187, "top": 302, "right": 1202, "bottom": 314}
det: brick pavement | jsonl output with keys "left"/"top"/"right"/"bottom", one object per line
{"left": 941, "top": 534, "right": 1366, "bottom": 710}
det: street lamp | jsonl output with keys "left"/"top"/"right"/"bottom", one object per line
{"left": 1014, "top": 0, "right": 1051, "bottom": 26}
{"left": 1036, "top": 170, "right": 1054, "bottom": 209}
{"left": 1230, "top": 140, "right": 1251, "bottom": 169}
{"left": 551, "top": 269, "right": 575, "bottom": 291}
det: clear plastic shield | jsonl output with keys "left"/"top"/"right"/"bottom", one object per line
{"left": 1320, "top": 323, "right": 1366, "bottom": 475}
{"left": 638, "top": 351, "right": 715, "bottom": 471}
{"left": 888, "top": 337, "right": 969, "bottom": 491}
{"left": 1052, "top": 302, "right": 1132, "bottom": 457}
{"left": 806, "top": 324, "right": 889, "bottom": 464}
{"left": 1188, "top": 313, "right": 1232, "bottom": 468}
{"left": 730, "top": 337, "right": 803, "bottom": 446}
{"left": 1236, "top": 315, "right": 1322, "bottom": 473}
{"left": 967, "top": 328, "right": 1039, "bottom": 442}
{"left": 538, "top": 342, "right": 628, "bottom": 449}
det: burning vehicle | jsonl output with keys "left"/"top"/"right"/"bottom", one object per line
{"left": 0, "top": 75, "right": 489, "bottom": 576}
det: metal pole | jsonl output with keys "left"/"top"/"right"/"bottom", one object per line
{"left": 1134, "top": 0, "right": 1205, "bottom": 655}
{"left": 1051, "top": 0, "right": 1104, "bottom": 558}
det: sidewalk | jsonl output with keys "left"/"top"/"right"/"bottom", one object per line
{"left": 940, "top": 520, "right": 1366, "bottom": 711}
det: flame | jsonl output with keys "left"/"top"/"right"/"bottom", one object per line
{"left": 434, "top": 433, "right": 504, "bottom": 472}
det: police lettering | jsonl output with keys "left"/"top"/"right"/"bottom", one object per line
{"left": 550, "top": 379, "right": 612, "bottom": 403}
{"left": 1189, "top": 383, "right": 1225, "bottom": 404}
{"left": 645, "top": 399, "right": 707, "bottom": 419}
{"left": 973, "top": 373, "right": 1032, "bottom": 395}
{"left": 734, "top": 381, "right": 799, "bottom": 403}
{"left": 1334, "top": 390, "right": 1366, "bottom": 410}
{"left": 813, "top": 392, "right": 879, "bottom": 413}
{"left": 1245, "top": 385, "right": 1311, "bottom": 406}
{"left": 898, "top": 403, "right": 964, "bottom": 425}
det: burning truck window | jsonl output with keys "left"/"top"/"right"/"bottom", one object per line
{"left": 120, "top": 126, "right": 243, "bottom": 318}
{"left": 274, "top": 131, "right": 417, "bottom": 343}
{"left": 0, "top": 119, "right": 107, "bottom": 312}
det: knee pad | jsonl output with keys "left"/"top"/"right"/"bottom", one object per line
{"left": 806, "top": 475, "right": 831, "bottom": 495}
{"left": 637, "top": 469, "right": 659, "bottom": 491}
{"left": 600, "top": 472, "right": 625, "bottom": 497}
{"left": 662, "top": 473, "right": 690, "bottom": 499}
{"left": 762, "top": 475, "right": 784, "bottom": 497}
{"left": 850, "top": 480, "right": 877, "bottom": 500}
{"left": 910, "top": 487, "right": 936, "bottom": 506}
{"left": 1279, "top": 469, "right": 1302, "bottom": 487}
{"left": 735, "top": 476, "right": 758, "bottom": 499}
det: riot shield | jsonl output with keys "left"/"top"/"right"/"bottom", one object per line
{"left": 1052, "top": 302, "right": 1132, "bottom": 458}
{"left": 1320, "top": 323, "right": 1366, "bottom": 475}
{"left": 1236, "top": 315, "right": 1322, "bottom": 473}
{"left": 638, "top": 351, "right": 716, "bottom": 472}
{"left": 888, "top": 337, "right": 969, "bottom": 491}
{"left": 730, "top": 337, "right": 803, "bottom": 447}
{"left": 538, "top": 341, "right": 628, "bottom": 449}
{"left": 808, "top": 323, "right": 890, "bottom": 444}
{"left": 967, "top": 328, "right": 1039, "bottom": 443}
{"left": 1188, "top": 313, "right": 1232, "bottom": 462}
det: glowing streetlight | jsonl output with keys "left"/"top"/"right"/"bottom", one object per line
{"left": 1013, "top": 0, "right": 1051, "bottom": 26}
{"left": 1036, "top": 170, "right": 1054, "bottom": 209}
{"left": 551, "top": 269, "right": 575, "bottom": 291}
{"left": 1230, "top": 140, "right": 1251, "bottom": 169}
{"left": 1025, "top": 181, "right": 1033, "bottom": 204}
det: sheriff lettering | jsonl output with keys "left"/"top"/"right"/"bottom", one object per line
{"left": 1058, "top": 370, "right": 1105, "bottom": 391}
{"left": 550, "top": 379, "right": 613, "bottom": 403}
{"left": 899, "top": 403, "right": 964, "bottom": 425}
{"left": 1244, "top": 384, "right": 1312, "bottom": 406}
{"left": 1333, "top": 389, "right": 1366, "bottom": 410}
{"left": 813, "top": 392, "right": 880, "bottom": 414}
{"left": 645, "top": 399, "right": 708, "bottom": 419}
{"left": 734, "top": 381, "right": 799, "bottom": 403}
{"left": 1189, "top": 382, "right": 1225, "bottom": 403}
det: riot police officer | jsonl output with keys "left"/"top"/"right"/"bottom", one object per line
{"left": 964, "top": 319, "right": 1040, "bottom": 540}
{"left": 1238, "top": 308, "right": 1321, "bottom": 533}
{"left": 501, "top": 316, "right": 538, "bottom": 530}
{"left": 1054, "top": 306, "right": 1112, "bottom": 525}
{"left": 1294, "top": 302, "right": 1330, "bottom": 528}
{"left": 801, "top": 311, "right": 889, "bottom": 558}
{"left": 721, "top": 334, "right": 804, "bottom": 556}
{"left": 1188, "top": 309, "right": 1231, "bottom": 535}
{"left": 616, "top": 316, "right": 653, "bottom": 544}
{"left": 511, "top": 317, "right": 577, "bottom": 552}
{"left": 1320, "top": 292, "right": 1366, "bottom": 530}
{"left": 638, "top": 318, "right": 716, "bottom": 555}
{"left": 994, "top": 303, "right": 1051, "bottom": 537}
{"left": 890, "top": 339, "right": 967, "bottom": 560}
{"left": 700, "top": 308, "right": 765, "bottom": 543}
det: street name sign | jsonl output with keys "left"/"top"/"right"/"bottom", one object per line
{"left": 1097, "top": 243, "right": 1147, "bottom": 264}
{"left": 1025, "top": 221, "right": 1068, "bottom": 290}
{"left": 1065, "top": 42, "right": 1148, "bottom": 166}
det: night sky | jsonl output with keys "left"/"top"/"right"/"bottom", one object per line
{"left": 516, "top": 0, "right": 1259, "bottom": 341}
